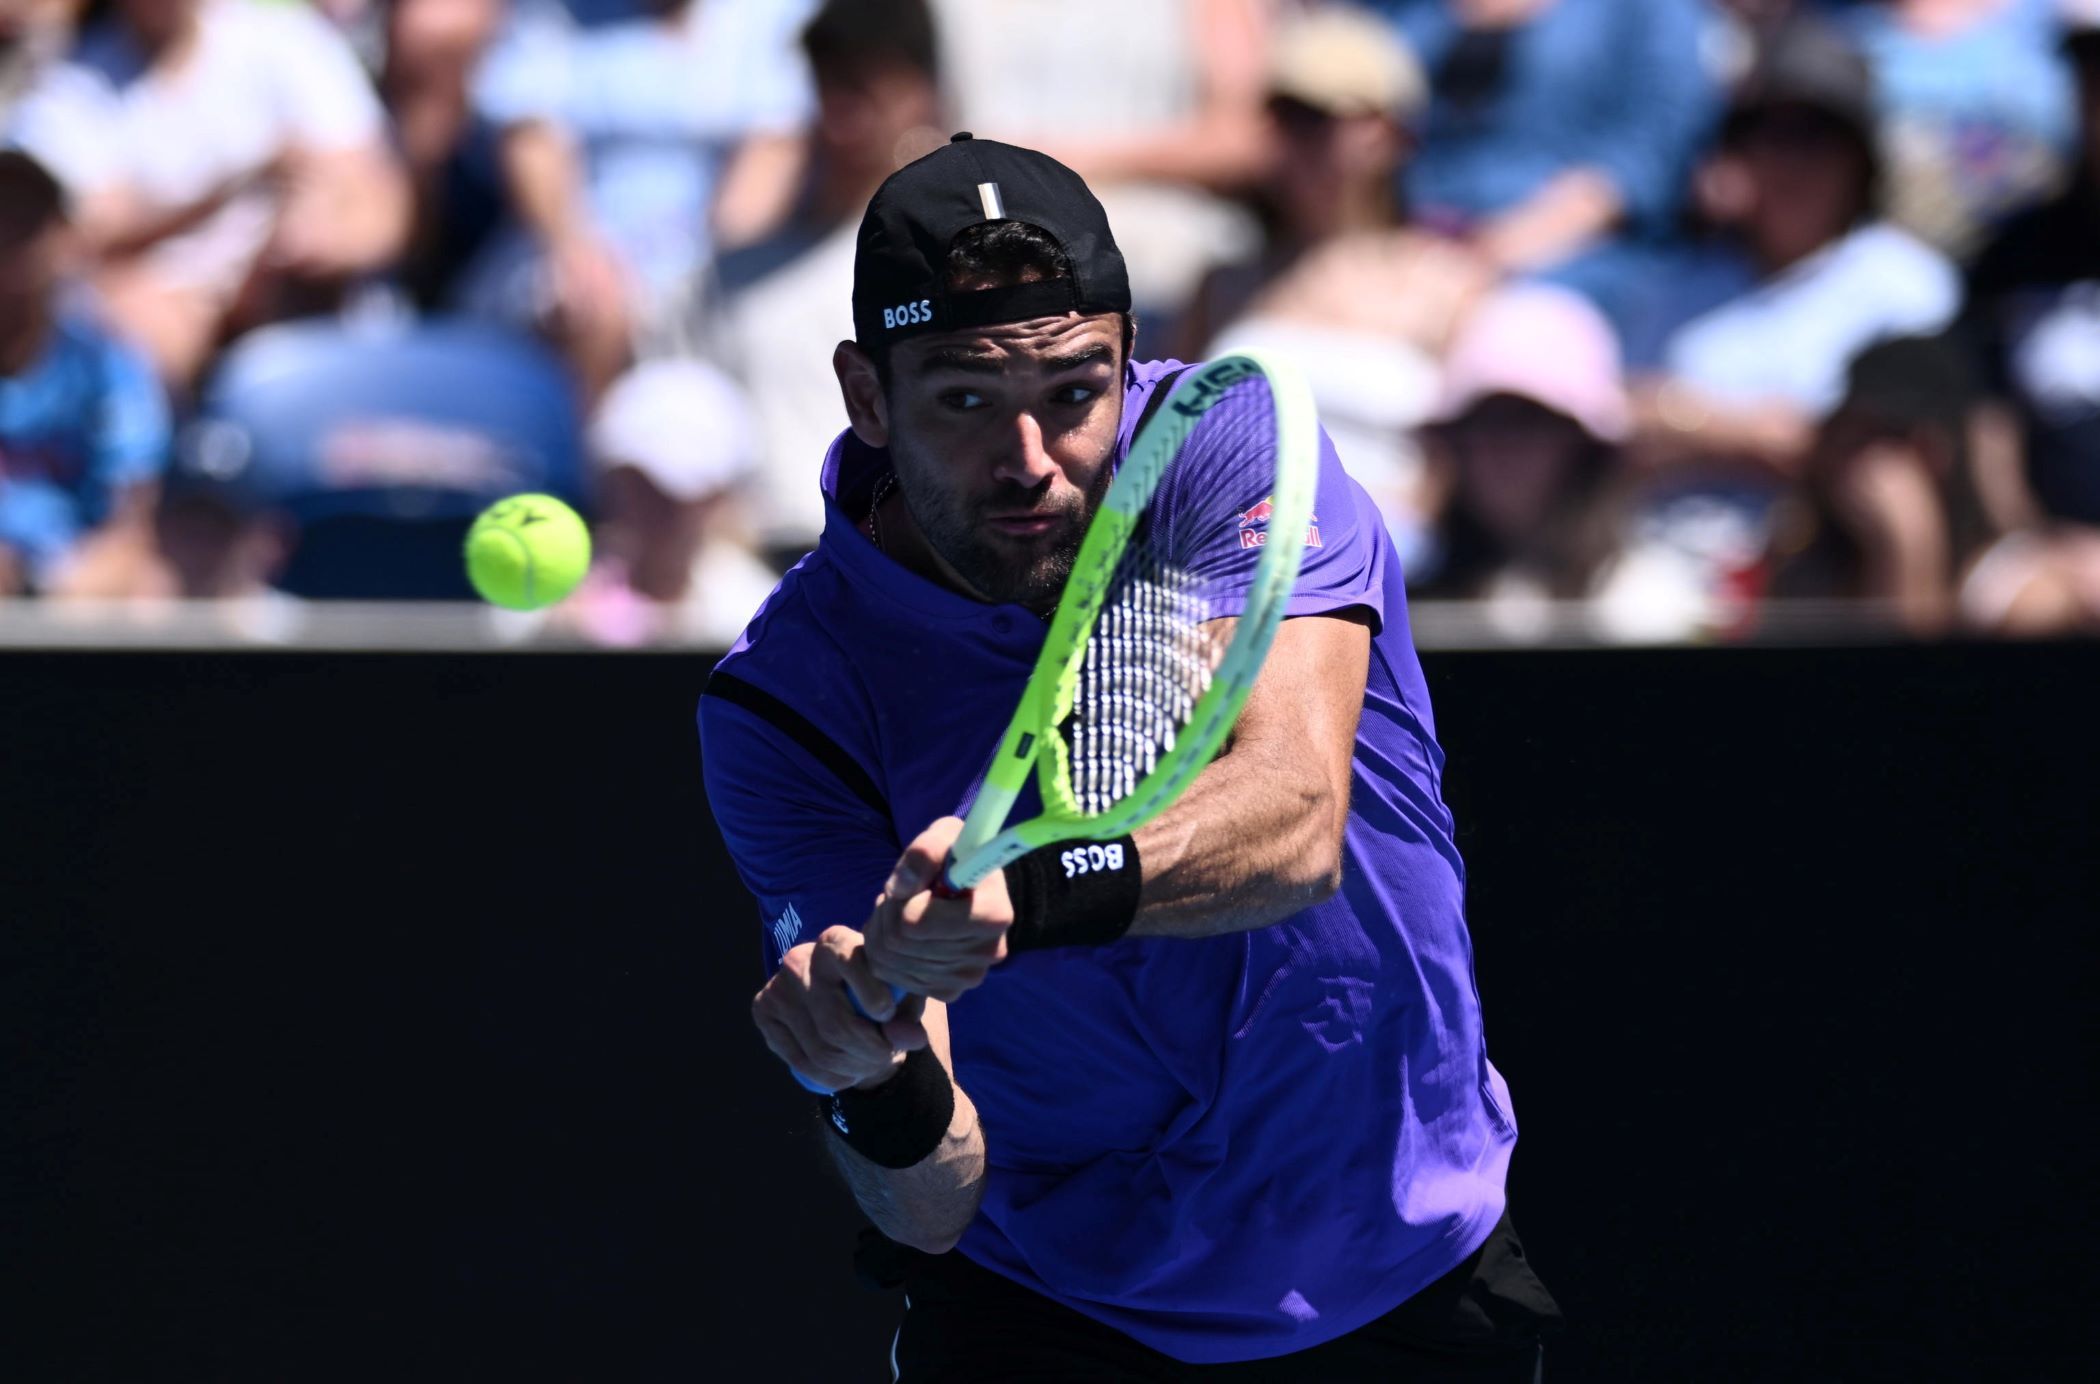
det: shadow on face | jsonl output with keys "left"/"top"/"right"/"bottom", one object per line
{"left": 1735, "top": 103, "right": 1874, "bottom": 267}
{"left": 1446, "top": 394, "right": 1597, "bottom": 546}
{"left": 875, "top": 309, "right": 1126, "bottom": 607}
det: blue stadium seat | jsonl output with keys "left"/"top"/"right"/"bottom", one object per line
{"left": 192, "top": 318, "right": 587, "bottom": 600}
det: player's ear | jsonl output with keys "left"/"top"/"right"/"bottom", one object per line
{"left": 834, "top": 341, "right": 890, "bottom": 449}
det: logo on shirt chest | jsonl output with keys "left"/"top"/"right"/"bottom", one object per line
{"left": 1236, "top": 496, "right": 1321, "bottom": 551}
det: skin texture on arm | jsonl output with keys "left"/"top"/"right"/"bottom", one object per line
{"left": 1129, "top": 609, "right": 1367, "bottom": 937}
{"left": 822, "top": 995, "right": 986, "bottom": 1255}
{"left": 751, "top": 928, "right": 985, "bottom": 1254}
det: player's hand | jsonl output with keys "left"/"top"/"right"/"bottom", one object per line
{"left": 863, "top": 817, "right": 1013, "bottom": 1002}
{"left": 752, "top": 927, "right": 928, "bottom": 1092}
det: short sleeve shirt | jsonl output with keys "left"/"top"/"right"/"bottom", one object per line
{"left": 699, "top": 360, "right": 1516, "bottom": 1364}
{"left": 1663, "top": 222, "right": 1961, "bottom": 416}
{"left": 0, "top": 308, "right": 169, "bottom": 583}
{"left": 23, "top": 0, "right": 385, "bottom": 295}
{"left": 472, "top": 0, "right": 815, "bottom": 297}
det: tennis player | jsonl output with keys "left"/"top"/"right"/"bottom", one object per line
{"left": 700, "top": 135, "right": 1558, "bottom": 1380}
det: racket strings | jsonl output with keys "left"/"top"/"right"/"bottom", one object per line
{"left": 1066, "top": 557, "right": 1219, "bottom": 817}
{"left": 1058, "top": 371, "right": 1279, "bottom": 818}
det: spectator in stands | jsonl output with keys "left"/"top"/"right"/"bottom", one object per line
{"left": 1, "top": 0, "right": 73, "bottom": 118}
{"left": 1716, "top": 0, "right": 1810, "bottom": 32}
{"left": 0, "top": 149, "right": 168, "bottom": 598}
{"left": 698, "top": 0, "right": 942, "bottom": 559}
{"left": 152, "top": 415, "right": 291, "bottom": 603}
{"left": 1627, "top": 19, "right": 1961, "bottom": 480}
{"left": 1408, "top": 283, "right": 1630, "bottom": 610}
{"left": 1182, "top": 5, "right": 1488, "bottom": 570}
{"left": 189, "top": 317, "right": 586, "bottom": 600}
{"left": 1596, "top": 21, "right": 1965, "bottom": 637}
{"left": 12, "top": 0, "right": 411, "bottom": 393}
{"left": 1762, "top": 334, "right": 2100, "bottom": 634}
{"left": 1968, "top": 3, "right": 2100, "bottom": 529}
{"left": 1953, "top": 0, "right": 2100, "bottom": 629}
{"left": 459, "top": 0, "right": 815, "bottom": 398}
{"left": 1838, "top": 0, "right": 2078, "bottom": 261}
{"left": 563, "top": 358, "right": 777, "bottom": 647}
{"left": 1379, "top": 0, "right": 1723, "bottom": 333}
{"left": 929, "top": 0, "right": 1274, "bottom": 341}
{"left": 380, "top": 0, "right": 507, "bottom": 311}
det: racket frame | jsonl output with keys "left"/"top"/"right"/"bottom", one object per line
{"left": 945, "top": 350, "right": 1320, "bottom": 888}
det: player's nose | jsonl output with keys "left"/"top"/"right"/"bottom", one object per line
{"left": 990, "top": 411, "right": 1059, "bottom": 489}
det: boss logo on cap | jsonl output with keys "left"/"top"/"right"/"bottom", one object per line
{"left": 883, "top": 299, "right": 934, "bottom": 330}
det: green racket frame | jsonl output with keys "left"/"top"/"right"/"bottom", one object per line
{"left": 944, "top": 350, "right": 1321, "bottom": 888}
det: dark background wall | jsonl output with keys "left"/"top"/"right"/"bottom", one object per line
{"left": 7, "top": 645, "right": 2095, "bottom": 1381}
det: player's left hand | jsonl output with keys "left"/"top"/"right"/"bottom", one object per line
{"left": 863, "top": 816, "right": 1012, "bottom": 1002}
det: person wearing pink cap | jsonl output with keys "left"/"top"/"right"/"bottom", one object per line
{"left": 1181, "top": 7, "right": 1493, "bottom": 573}
{"left": 1409, "top": 283, "right": 1630, "bottom": 606}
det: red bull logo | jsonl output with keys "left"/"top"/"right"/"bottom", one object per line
{"left": 1236, "top": 496, "right": 1322, "bottom": 550}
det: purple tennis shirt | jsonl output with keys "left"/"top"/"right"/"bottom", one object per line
{"left": 699, "top": 359, "right": 1517, "bottom": 1364}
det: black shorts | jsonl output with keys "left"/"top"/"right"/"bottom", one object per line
{"left": 869, "top": 1206, "right": 1561, "bottom": 1382}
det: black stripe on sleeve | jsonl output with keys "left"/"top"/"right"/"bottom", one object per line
{"left": 704, "top": 669, "right": 891, "bottom": 821}
{"left": 1131, "top": 365, "right": 1190, "bottom": 441}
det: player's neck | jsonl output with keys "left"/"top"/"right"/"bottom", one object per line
{"left": 867, "top": 483, "right": 995, "bottom": 605}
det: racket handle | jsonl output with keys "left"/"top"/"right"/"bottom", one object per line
{"left": 931, "top": 855, "right": 972, "bottom": 899}
{"left": 792, "top": 862, "right": 961, "bottom": 1092}
{"left": 791, "top": 980, "right": 911, "bottom": 1095}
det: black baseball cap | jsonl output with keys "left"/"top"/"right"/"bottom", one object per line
{"left": 1725, "top": 19, "right": 1877, "bottom": 148}
{"left": 852, "top": 132, "right": 1131, "bottom": 348}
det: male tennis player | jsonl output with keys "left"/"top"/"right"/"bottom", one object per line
{"left": 700, "top": 135, "right": 1557, "bottom": 1380}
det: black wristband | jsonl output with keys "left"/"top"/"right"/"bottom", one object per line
{"left": 820, "top": 1046, "right": 954, "bottom": 1169}
{"left": 1004, "top": 835, "right": 1141, "bottom": 953}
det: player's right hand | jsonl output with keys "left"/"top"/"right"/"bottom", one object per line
{"left": 753, "top": 927, "right": 929, "bottom": 1092}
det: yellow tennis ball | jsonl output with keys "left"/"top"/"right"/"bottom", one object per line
{"left": 464, "top": 494, "right": 591, "bottom": 611}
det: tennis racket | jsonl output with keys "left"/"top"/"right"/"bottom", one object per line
{"left": 796, "top": 350, "right": 1320, "bottom": 1092}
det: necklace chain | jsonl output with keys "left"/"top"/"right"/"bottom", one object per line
{"left": 867, "top": 470, "right": 897, "bottom": 555}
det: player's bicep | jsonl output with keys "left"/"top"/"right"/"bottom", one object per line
{"left": 1230, "top": 612, "right": 1369, "bottom": 803}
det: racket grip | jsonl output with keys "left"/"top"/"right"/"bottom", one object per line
{"left": 791, "top": 981, "right": 912, "bottom": 1095}
{"left": 931, "top": 857, "right": 971, "bottom": 899}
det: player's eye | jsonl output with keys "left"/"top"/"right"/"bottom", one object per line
{"left": 1052, "top": 385, "right": 1097, "bottom": 407}
{"left": 939, "top": 390, "right": 988, "bottom": 413}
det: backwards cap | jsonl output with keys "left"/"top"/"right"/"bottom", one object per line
{"left": 852, "top": 132, "right": 1131, "bottom": 347}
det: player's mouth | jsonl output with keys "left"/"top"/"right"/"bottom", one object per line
{"left": 985, "top": 513, "right": 1062, "bottom": 537}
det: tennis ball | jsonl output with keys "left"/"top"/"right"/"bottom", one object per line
{"left": 464, "top": 494, "right": 591, "bottom": 611}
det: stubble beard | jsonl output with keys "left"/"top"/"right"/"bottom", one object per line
{"left": 893, "top": 450, "right": 1114, "bottom": 610}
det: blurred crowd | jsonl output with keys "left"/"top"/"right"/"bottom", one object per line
{"left": 4, "top": 0, "right": 2100, "bottom": 641}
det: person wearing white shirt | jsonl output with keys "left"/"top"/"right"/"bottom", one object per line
{"left": 12, "top": 0, "right": 411, "bottom": 391}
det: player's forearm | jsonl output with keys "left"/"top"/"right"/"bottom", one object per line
{"left": 1129, "top": 732, "right": 1350, "bottom": 939}
{"left": 828, "top": 1072, "right": 986, "bottom": 1255}
{"left": 1121, "top": 615, "right": 1365, "bottom": 939}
